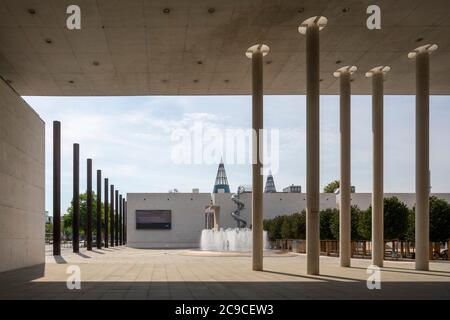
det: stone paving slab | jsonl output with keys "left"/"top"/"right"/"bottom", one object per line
{"left": 0, "top": 247, "right": 449, "bottom": 299}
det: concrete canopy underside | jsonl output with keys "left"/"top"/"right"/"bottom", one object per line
{"left": 1, "top": 0, "right": 450, "bottom": 96}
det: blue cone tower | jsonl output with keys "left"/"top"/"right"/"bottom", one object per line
{"left": 264, "top": 171, "right": 277, "bottom": 193}
{"left": 213, "top": 160, "right": 230, "bottom": 193}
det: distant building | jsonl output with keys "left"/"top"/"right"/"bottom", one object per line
{"left": 283, "top": 185, "right": 302, "bottom": 193}
{"left": 213, "top": 160, "right": 230, "bottom": 193}
{"left": 264, "top": 172, "right": 277, "bottom": 193}
{"left": 44, "top": 211, "right": 52, "bottom": 224}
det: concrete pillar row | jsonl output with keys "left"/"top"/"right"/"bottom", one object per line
{"left": 53, "top": 121, "right": 61, "bottom": 256}
{"left": 299, "top": 16, "right": 327, "bottom": 275}
{"left": 408, "top": 44, "right": 438, "bottom": 271}
{"left": 365, "top": 66, "right": 391, "bottom": 267}
{"left": 245, "top": 44, "right": 270, "bottom": 271}
{"left": 333, "top": 66, "right": 357, "bottom": 267}
{"left": 104, "top": 178, "right": 109, "bottom": 248}
{"left": 72, "top": 143, "right": 80, "bottom": 253}
{"left": 86, "top": 159, "right": 93, "bottom": 251}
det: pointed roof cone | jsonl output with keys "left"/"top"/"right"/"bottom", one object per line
{"left": 264, "top": 171, "right": 277, "bottom": 193}
{"left": 213, "top": 159, "right": 230, "bottom": 193}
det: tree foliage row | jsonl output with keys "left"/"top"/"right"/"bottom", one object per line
{"left": 263, "top": 196, "right": 450, "bottom": 242}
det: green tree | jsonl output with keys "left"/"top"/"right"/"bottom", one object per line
{"left": 264, "top": 215, "right": 284, "bottom": 241}
{"left": 357, "top": 207, "right": 372, "bottom": 240}
{"left": 280, "top": 218, "right": 292, "bottom": 239}
{"left": 63, "top": 192, "right": 105, "bottom": 240}
{"left": 323, "top": 180, "right": 340, "bottom": 193}
{"left": 320, "top": 208, "right": 338, "bottom": 240}
{"left": 290, "top": 211, "right": 306, "bottom": 239}
{"left": 357, "top": 197, "right": 410, "bottom": 241}
{"left": 384, "top": 197, "right": 410, "bottom": 240}
{"left": 329, "top": 205, "right": 364, "bottom": 240}
{"left": 428, "top": 196, "right": 450, "bottom": 242}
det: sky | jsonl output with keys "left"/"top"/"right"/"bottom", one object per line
{"left": 23, "top": 95, "right": 450, "bottom": 215}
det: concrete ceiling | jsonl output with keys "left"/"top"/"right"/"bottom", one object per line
{"left": 0, "top": 0, "right": 449, "bottom": 96}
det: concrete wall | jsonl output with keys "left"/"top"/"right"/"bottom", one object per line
{"left": 336, "top": 193, "right": 450, "bottom": 210}
{"left": 126, "top": 193, "right": 211, "bottom": 248}
{"left": 0, "top": 80, "right": 45, "bottom": 273}
{"left": 212, "top": 192, "right": 336, "bottom": 229}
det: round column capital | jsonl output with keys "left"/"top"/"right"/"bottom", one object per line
{"left": 333, "top": 65, "right": 357, "bottom": 78}
{"left": 365, "top": 66, "right": 391, "bottom": 78}
{"left": 298, "top": 16, "right": 328, "bottom": 35}
{"left": 408, "top": 44, "right": 438, "bottom": 59}
{"left": 245, "top": 44, "right": 270, "bottom": 59}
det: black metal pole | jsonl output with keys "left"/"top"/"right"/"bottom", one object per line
{"left": 53, "top": 121, "right": 61, "bottom": 256}
{"left": 96, "top": 170, "right": 102, "bottom": 249}
{"left": 115, "top": 190, "right": 119, "bottom": 246}
{"left": 110, "top": 184, "right": 114, "bottom": 247}
{"left": 104, "top": 178, "right": 109, "bottom": 248}
{"left": 86, "top": 159, "right": 93, "bottom": 251}
{"left": 122, "top": 198, "right": 126, "bottom": 245}
{"left": 73, "top": 143, "right": 80, "bottom": 253}
{"left": 119, "top": 194, "right": 122, "bottom": 245}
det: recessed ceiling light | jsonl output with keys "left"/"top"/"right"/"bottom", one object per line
{"left": 319, "top": 79, "right": 324, "bottom": 82}
{"left": 266, "top": 60, "right": 273, "bottom": 65}
{"left": 298, "top": 8, "right": 305, "bottom": 13}
{"left": 416, "top": 37, "right": 424, "bottom": 42}
{"left": 161, "top": 79, "right": 169, "bottom": 83}
{"left": 163, "top": 8, "right": 170, "bottom": 14}
{"left": 193, "top": 79, "right": 199, "bottom": 83}
{"left": 68, "top": 80, "right": 74, "bottom": 84}
{"left": 350, "top": 79, "right": 354, "bottom": 82}
{"left": 45, "top": 38, "right": 52, "bottom": 44}
{"left": 342, "top": 7, "right": 350, "bottom": 13}
{"left": 197, "top": 60, "right": 203, "bottom": 65}
{"left": 224, "top": 79, "right": 230, "bottom": 83}
{"left": 335, "top": 60, "right": 342, "bottom": 64}
{"left": 28, "top": 8, "right": 36, "bottom": 15}
{"left": 92, "top": 61, "right": 100, "bottom": 66}
{"left": 208, "top": 8, "right": 216, "bottom": 14}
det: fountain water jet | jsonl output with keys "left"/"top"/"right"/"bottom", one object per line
{"left": 200, "top": 228, "right": 268, "bottom": 251}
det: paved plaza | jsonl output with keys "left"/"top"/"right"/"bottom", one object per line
{"left": 0, "top": 247, "right": 449, "bottom": 300}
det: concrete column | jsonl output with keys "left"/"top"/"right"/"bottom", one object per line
{"left": 124, "top": 200, "right": 128, "bottom": 244}
{"left": 86, "top": 159, "right": 93, "bottom": 251}
{"left": 334, "top": 66, "right": 357, "bottom": 267}
{"left": 110, "top": 184, "right": 114, "bottom": 247}
{"left": 366, "top": 66, "right": 390, "bottom": 267}
{"left": 122, "top": 198, "right": 126, "bottom": 245}
{"left": 72, "top": 143, "right": 80, "bottom": 253}
{"left": 53, "top": 121, "right": 61, "bottom": 256}
{"left": 408, "top": 44, "right": 438, "bottom": 271}
{"left": 115, "top": 190, "right": 119, "bottom": 246}
{"left": 246, "top": 44, "right": 270, "bottom": 271}
{"left": 299, "top": 16, "right": 327, "bottom": 275}
{"left": 104, "top": 178, "right": 109, "bottom": 248}
{"left": 119, "top": 194, "right": 123, "bottom": 245}
{"left": 96, "top": 170, "right": 102, "bottom": 249}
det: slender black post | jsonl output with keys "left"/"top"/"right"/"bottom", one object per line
{"left": 53, "top": 121, "right": 61, "bottom": 256}
{"left": 119, "top": 194, "right": 123, "bottom": 245}
{"left": 73, "top": 143, "right": 80, "bottom": 253}
{"left": 110, "top": 185, "right": 115, "bottom": 247}
{"left": 104, "top": 178, "right": 109, "bottom": 248}
{"left": 123, "top": 198, "right": 126, "bottom": 245}
{"left": 96, "top": 170, "right": 102, "bottom": 249}
{"left": 115, "top": 190, "right": 119, "bottom": 246}
{"left": 86, "top": 159, "right": 93, "bottom": 251}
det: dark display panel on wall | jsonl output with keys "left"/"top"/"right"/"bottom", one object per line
{"left": 136, "top": 210, "right": 171, "bottom": 229}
